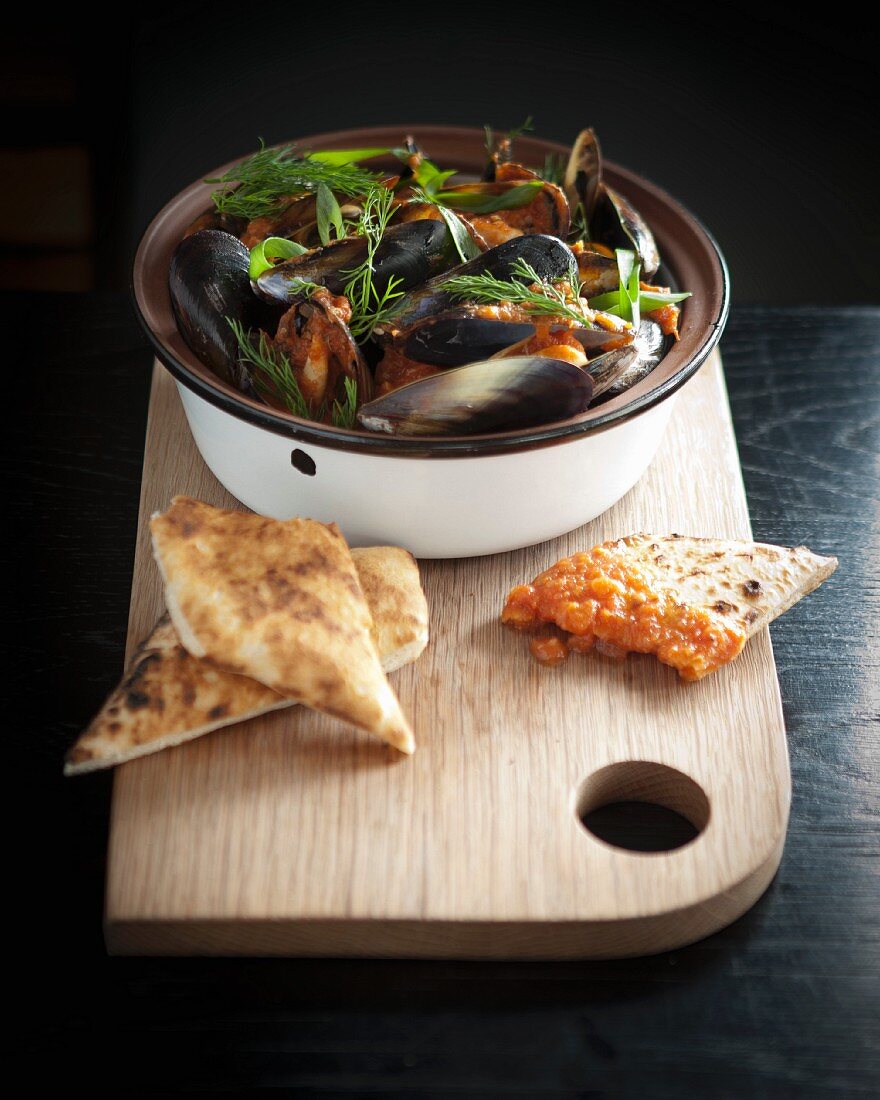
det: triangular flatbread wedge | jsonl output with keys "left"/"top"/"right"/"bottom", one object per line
{"left": 65, "top": 546, "right": 428, "bottom": 774}
{"left": 503, "top": 534, "right": 837, "bottom": 680}
{"left": 151, "top": 499, "right": 415, "bottom": 752}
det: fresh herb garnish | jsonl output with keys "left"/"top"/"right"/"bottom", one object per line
{"left": 248, "top": 236, "right": 308, "bottom": 280}
{"left": 341, "top": 187, "right": 407, "bottom": 341}
{"left": 228, "top": 318, "right": 310, "bottom": 417}
{"left": 409, "top": 187, "right": 481, "bottom": 263}
{"left": 316, "top": 183, "right": 345, "bottom": 246}
{"left": 539, "top": 152, "right": 567, "bottom": 185}
{"left": 207, "top": 141, "right": 379, "bottom": 221}
{"left": 440, "top": 257, "right": 588, "bottom": 325}
{"left": 410, "top": 158, "right": 543, "bottom": 215}
{"left": 589, "top": 287, "right": 691, "bottom": 315}
{"left": 227, "top": 318, "right": 358, "bottom": 427}
{"left": 331, "top": 376, "right": 359, "bottom": 429}
{"left": 484, "top": 116, "right": 535, "bottom": 159}
{"left": 614, "top": 249, "right": 641, "bottom": 327}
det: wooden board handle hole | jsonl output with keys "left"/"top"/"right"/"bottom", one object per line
{"left": 576, "top": 761, "right": 710, "bottom": 854}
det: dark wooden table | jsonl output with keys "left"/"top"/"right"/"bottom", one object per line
{"left": 10, "top": 295, "right": 879, "bottom": 1096}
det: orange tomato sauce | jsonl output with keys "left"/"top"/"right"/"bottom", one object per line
{"left": 502, "top": 544, "right": 746, "bottom": 680}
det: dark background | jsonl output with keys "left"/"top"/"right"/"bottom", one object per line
{"left": 6, "top": 4, "right": 878, "bottom": 1096}
{"left": 1, "top": 2, "right": 877, "bottom": 301}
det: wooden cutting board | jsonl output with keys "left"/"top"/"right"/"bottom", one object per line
{"left": 105, "top": 351, "right": 790, "bottom": 958}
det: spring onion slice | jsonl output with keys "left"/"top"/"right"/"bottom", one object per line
{"left": 589, "top": 288, "right": 691, "bottom": 315}
{"left": 316, "top": 183, "right": 345, "bottom": 246}
{"left": 248, "top": 237, "right": 309, "bottom": 280}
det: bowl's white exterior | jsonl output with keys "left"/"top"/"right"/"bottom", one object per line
{"left": 177, "top": 381, "right": 676, "bottom": 558}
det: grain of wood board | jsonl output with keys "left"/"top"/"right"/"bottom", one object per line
{"left": 105, "top": 351, "right": 790, "bottom": 959}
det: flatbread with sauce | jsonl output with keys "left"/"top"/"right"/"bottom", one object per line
{"left": 151, "top": 499, "right": 416, "bottom": 752}
{"left": 502, "top": 534, "right": 837, "bottom": 680}
{"left": 65, "top": 546, "right": 428, "bottom": 774}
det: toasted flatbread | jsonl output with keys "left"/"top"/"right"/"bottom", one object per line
{"left": 65, "top": 546, "right": 428, "bottom": 774}
{"left": 151, "top": 498, "right": 415, "bottom": 752}
{"left": 504, "top": 534, "right": 837, "bottom": 680}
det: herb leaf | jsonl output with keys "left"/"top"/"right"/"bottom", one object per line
{"left": 228, "top": 318, "right": 359, "bottom": 426}
{"left": 248, "top": 236, "right": 308, "bottom": 280}
{"left": 341, "top": 187, "right": 406, "bottom": 340}
{"left": 316, "top": 183, "right": 345, "bottom": 246}
{"left": 227, "top": 318, "right": 311, "bottom": 417}
{"left": 207, "top": 141, "right": 379, "bottom": 220}
{"left": 440, "top": 258, "right": 589, "bottom": 325}
{"left": 589, "top": 288, "right": 691, "bottom": 314}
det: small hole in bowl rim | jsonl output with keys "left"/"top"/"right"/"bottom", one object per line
{"left": 133, "top": 127, "right": 730, "bottom": 459}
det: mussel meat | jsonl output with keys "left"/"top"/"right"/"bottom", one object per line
{"left": 356, "top": 356, "right": 594, "bottom": 437}
{"left": 168, "top": 229, "right": 282, "bottom": 391}
{"left": 270, "top": 291, "right": 372, "bottom": 417}
{"left": 255, "top": 219, "right": 457, "bottom": 305}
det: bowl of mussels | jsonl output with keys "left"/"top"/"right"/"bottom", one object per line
{"left": 133, "top": 124, "right": 728, "bottom": 557}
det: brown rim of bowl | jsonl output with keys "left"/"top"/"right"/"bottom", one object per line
{"left": 132, "top": 124, "right": 729, "bottom": 459}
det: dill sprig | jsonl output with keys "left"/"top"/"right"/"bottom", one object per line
{"left": 227, "top": 318, "right": 359, "bottom": 427}
{"left": 331, "top": 376, "right": 359, "bottom": 429}
{"left": 207, "top": 141, "right": 379, "bottom": 221}
{"left": 440, "top": 258, "right": 589, "bottom": 326}
{"left": 539, "top": 153, "right": 567, "bottom": 185}
{"left": 341, "top": 187, "right": 406, "bottom": 340}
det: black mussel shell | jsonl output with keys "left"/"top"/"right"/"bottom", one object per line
{"left": 591, "top": 319, "right": 666, "bottom": 401}
{"left": 380, "top": 234, "right": 579, "bottom": 332}
{"left": 357, "top": 356, "right": 594, "bottom": 437}
{"left": 169, "top": 229, "right": 281, "bottom": 390}
{"left": 396, "top": 311, "right": 537, "bottom": 367}
{"left": 255, "top": 219, "right": 456, "bottom": 305}
{"left": 602, "top": 187, "right": 660, "bottom": 279}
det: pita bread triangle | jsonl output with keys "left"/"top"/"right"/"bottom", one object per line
{"left": 506, "top": 534, "right": 837, "bottom": 680}
{"left": 65, "top": 545, "right": 428, "bottom": 774}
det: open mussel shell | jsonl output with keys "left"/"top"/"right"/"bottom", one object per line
{"left": 168, "top": 229, "right": 281, "bottom": 391}
{"left": 564, "top": 128, "right": 602, "bottom": 224}
{"left": 564, "top": 128, "right": 660, "bottom": 278}
{"left": 603, "top": 187, "right": 660, "bottom": 279}
{"left": 356, "top": 356, "right": 594, "bottom": 437}
{"left": 255, "top": 219, "right": 456, "bottom": 305}
{"left": 590, "top": 319, "right": 666, "bottom": 401}
{"left": 395, "top": 310, "right": 537, "bottom": 367}
{"left": 380, "top": 234, "right": 579, "bottom": 333}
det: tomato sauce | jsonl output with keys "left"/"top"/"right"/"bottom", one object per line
{"left": 503, "top": 544, "right": 746, "bottom": 680}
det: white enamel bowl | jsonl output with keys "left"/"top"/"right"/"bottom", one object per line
{"left": 133, "top": 126, "right": 729, "bottom": 558}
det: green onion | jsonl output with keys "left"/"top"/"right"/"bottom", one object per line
{"left": 248, "top": 236, "right": 308, "bottom": 280}
{"left": 589, "top": 288, "right": 691, "bottom": 315}
{"left": 316, "top": 183, "right": 345, "bottom": 246}
{"left": 615, "top": 249, "right": 641, "bottom": 327}
{"left": 436, "top": 180, "right": 543, "bottom": 214}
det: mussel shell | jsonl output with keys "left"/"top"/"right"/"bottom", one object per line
{"left": 592, "top": 319, "right": 666, "bottom": 400}
{"left": 380, "top": 234, "right": 579, "bottom": 333}
{"left": 576, "top": 248, "right": 620, "bottom": 297}
{"left": 169, "top": 229, "right": 281, "bottom": 390}
{"left": 602, "top": 186, "right": 660, "bottom": 279}
{"left": 396, "top": 311, "right": 537, "bottom": 367}
{"left": 356, "top": 356, "right": 594, "bottom": 437}
{"left": 564, "top": 128, "right": 602, "bottom": 223}
{"left": 255, "top": 219, "right": 456, "bottom": 305}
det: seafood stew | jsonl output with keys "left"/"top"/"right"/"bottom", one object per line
{"left": 169, "top": 125, "right": 691, "bottom": 438}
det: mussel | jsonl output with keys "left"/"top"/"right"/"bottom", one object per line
{"left": 377, "top": 234, "right": 579, "bottom": 333}
{"left": 445, "top": 162, "right": 570, "bottom": 244}
{"left": 590, "top": 319, "right": 666, "bottom": 401}
{"left": 271, "top": 292, "right": 372, "bottom": 417}
{"left": 168, "top": 229, "right": 282, "bottom": 391}
{"left": 564, "top": 128, "right": 660, "bottom": 278}
{"left": 390, "top": 305, "right": 631, "bottom": 368}
{"left": 255, "top": 219, "right": 457, "bottom": 305}
{"left": 356, "top": 356, "right": 594, "bottom": 437}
